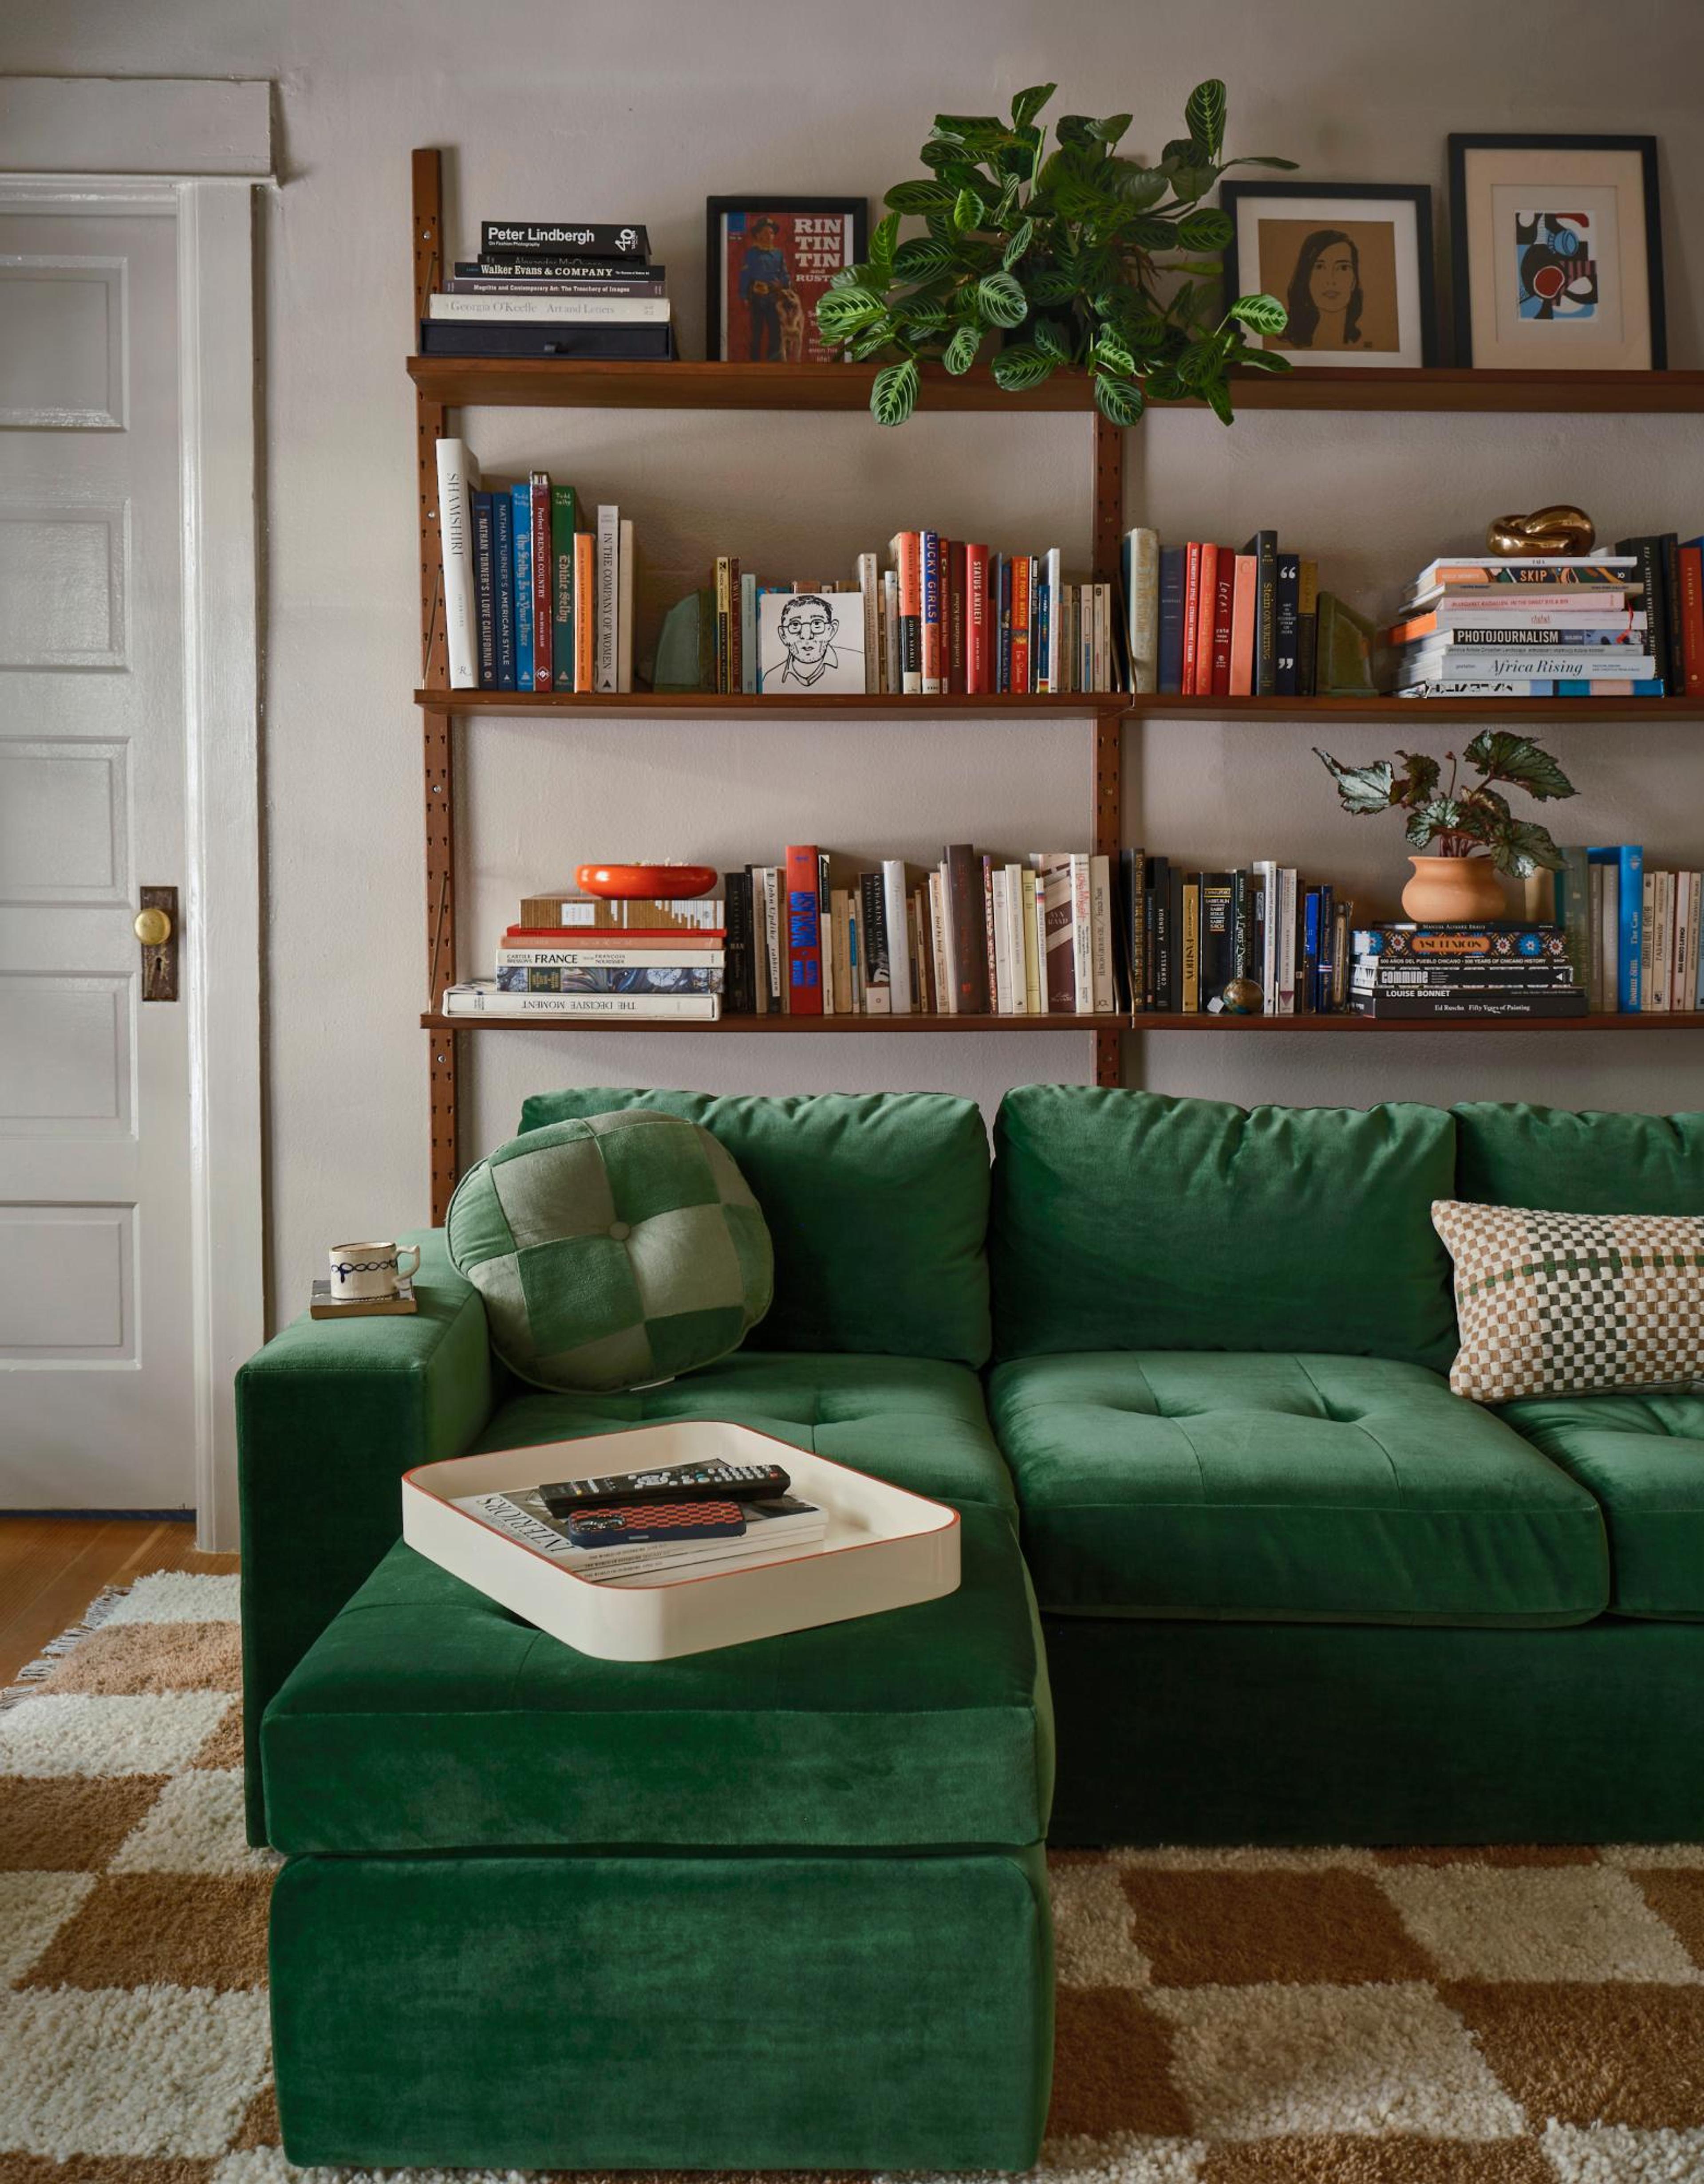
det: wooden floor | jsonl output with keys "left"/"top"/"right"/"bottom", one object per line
{"left": 0, "top": 1517, "right": 238, "bottom": 1686}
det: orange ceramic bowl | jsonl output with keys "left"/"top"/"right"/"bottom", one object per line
{"left": 575, "top": 862, "right": 719, "bottom": 901}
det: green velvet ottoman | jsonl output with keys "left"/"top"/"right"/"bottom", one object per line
{"left": 262, "top": 1503, "right": 1055, "bottom": 2172}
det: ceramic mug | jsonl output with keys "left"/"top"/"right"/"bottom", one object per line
{"left": 328, "top": 1240, "right": 421, "bottom": 1302}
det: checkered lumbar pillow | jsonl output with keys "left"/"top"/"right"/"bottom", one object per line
{"left": 1433, "top": 1198, "right": 1704, "bottom": 1404}
{"left": 446, "top": 1111, "right": 773, "bottom": 1392}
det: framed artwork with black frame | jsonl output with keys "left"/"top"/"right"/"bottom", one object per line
{"left": 1449, "top": 134, "right": 1665, "bottom": 370}
{"left": 705, "top": 196, "right": 868, "bottom": 365}
{"left": 1220, "top": 181, "right": 1438, "bottom": 368}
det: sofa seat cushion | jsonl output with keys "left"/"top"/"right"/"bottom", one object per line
{"left": 474, "top": 1348, "right": 1015, "bottom": 1513}
{"left": 260, "top": 1503, "right": 1051, "bottom": 1856}
{"left": 989, "top": 1351, "right": 1608, "bottom": 1627}
{"left": 1499, "top": 1393, "right": 1704, "bottom": 1621}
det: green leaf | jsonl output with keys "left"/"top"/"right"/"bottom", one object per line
{"left": 868, "top": 212, "right": 899, "bottom": 275}
{"left": 815, "top": 284, "right": 888, "bottom": 336}
{"left": 1124, "top": 215, "right": 1181, "bottom": 251}
{"left": 1228, "top": 291, "right": 1288, "bottom": 338}
{"left": 918, "top": 139, "right": 962, "bottom": 173}
{"left": 942, "top": 322, "right": 982, "bottom": 375}
{"left": 1393, "top": 750, "right": 1442, "bottom": 805}
{"left": 1054, "top": 113, "right": 1098, "bottom": 149}
{"left": 1204, "top": 377, "right": 1235, "bottom": 425}
{"left": 1175, "top": 206, "right": 1234, "bottom": 251}
{"left": 1106, "top": 161, "right": 1171, "bottom": 210}
{"left": 991, "top": 342, "right": 1056, "bottom": 391}
{"left": 1233, "top": 345, "right": 1293, "bottom": 372}
{"left": 1010, "top": 83, "right": 1056, "bottom": 129}
{"left": 952, "top": 184, "right": 987, "bottom": 233}
{"left": 1405, "top": 798, "right": 1465, "bottom": 849}
{"left": 848, "top": 324, "right": 897, "bottom": 362}
{"left": 1089, "top": 113, "right": 1133, "bottom": 145}
{"left": 1317, "top": 750, "right": 1399, "bottom": 815}
{"left": 870, "top": 357, "right": 920, "bottom": 427}
{"left": 884, "top": 179, "right": 958, "bottom": 214}
{"left": 1023, "top": 267, "right": 1078, "bottom": 306}
{"left": 1094, "top": 373, "right": 1145, "bottom": 426}
{"left": 1185, "top": 79, "right": 1228, "bottom": 158}
{"left": 933, "top": 111, "right": 1005, "bottom": 139}
{"left": 1002, "top": 218, "right": 1036, "bottom": 270}
{"left": 1484, "top": 817, "right": 1567, "bottom": 876}
{"left": 1220, "top": 154, "right": 1301, "bottom": 171}
{"left": 902, "top": 307, "right": 951, "bottom": 338}
{"left": 893, "top": 238, "right": 959, "bottom": 279}
{"left": 1032, "top": 316, "right": 1073, "bottom": 361}
{"left": 1461, "top": 730, "right": 1577, "bottom": 801}
{"left": 1094, "top": 334, "right": 1136, "bottom": 377}
{"left": 975, "top": 269, "right": 1029, "bottom": 327}
{"left": 1173, "top": 337, "right": 1221, "bottom": 387}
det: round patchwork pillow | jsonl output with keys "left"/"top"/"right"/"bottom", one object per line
{"left": 446, "top": 1110, "right": 773, "bottom": 1392}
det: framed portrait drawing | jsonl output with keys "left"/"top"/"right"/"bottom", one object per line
{"left": 757, "top": 588, "right": 866, "bottom": 695}
{"left": 705, "top": 197, "right": 867, "bottom": 365}
{"left": 1449, "top": 135, "right": 1665, "bottom": 370}
{"left": 1221, "top": 181, "right": 1438, "bottom": 368}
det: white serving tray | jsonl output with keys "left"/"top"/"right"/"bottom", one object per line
{"left": 401, "top": 1419, "right": 960, "bottom": 1662}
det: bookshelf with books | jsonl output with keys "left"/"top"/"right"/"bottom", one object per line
{"left": 410, "top": 149, "right": 1704, "bottom": 1222}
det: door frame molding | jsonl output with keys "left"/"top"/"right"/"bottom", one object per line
{"left": 0, "top": 162, "right": 265, "bottom": 1549}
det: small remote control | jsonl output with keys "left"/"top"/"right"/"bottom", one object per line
{"left": 539, "top": 1461, "right": 792, "bottom": 1516}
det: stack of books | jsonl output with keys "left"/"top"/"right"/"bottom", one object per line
{"left": 723, "top": 847, "right": 1119, "bottom": 1017}
{"left": 420, "top": 219, "right": 672, "bottom": 361}
{"left": 1387, "top": 554, "right": 1661, "bottom": 698}
{"left": 1122, "top": 858, "right": 1352, "bottom": 1016}
{"left": 434, "top": 442, "right": 634, "bottom": 693}
{"left": 1135, "top": 534, "right": 1324, "bottom": 698}
{"left": 441, "top": 888, "right": 724, "bottom": 1021}
{"left": 1350, "top": 925, "right": 1584, "bottom": 1019}
{"left": 455, "top": 1481, "right": 827, "bottom": 1586}
{"left": 1549, "top": 846, "right": 1704, "bottom": 1013}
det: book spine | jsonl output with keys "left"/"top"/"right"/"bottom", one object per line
{"left": 1351, "top": 993, "right": 1588, "bottom": 1019}
{"left": 471, "top": 492, "right": 497, "bottom": 689}
{"left": 496, "top": 966, "right": 722, "bottom": 994}
{"left": 1191, "top": 544, "right": 1217, "bottom": 699}
{"left": 443, "top": 990, "right": 719, "bottom": 1018}
{"left": 981, "top": 854, "right": 999, "bottom": 1007}
{"left": 1679, "top": 543, "right": 1704, "bottom": 697}
{"left": 1276, "top": 868, "right": 1297, "bottom": 1013}
{"left": 528, "top": 474, "right": 552, "bottom": 689}
{"left": 722, "top": 872, "right": 753, "bottom": 1014}
{"left": 1251, "top": 531, "right": 1278, "bottom": 694}
{"left": 1229, "top": 555, "right": 1257, "bottom": 697}
{"left": 616, "top": 517, "right": 635, "bottom": 694}
{"left": 713, "top": 557, "right": 730, "bottom": 693}
{"left": 1302, "top": 887, "right": 1321, "bottom": 1014}
{"left": 1120, "top": 848, "right": 1145, "bottom": 1012}
{"left": 1615, "top": 536, "right": 1670, "bottom": 691}
{"left": 490, "top": 490, "right": 516, "bottom": 689}
{"left": 549, "top": 485, "right": 576, "bottom": 689}
{"left": 1210, "top": 556, "right": 1234, "bottom": 696}
{"left": 1181, "top": 543, "right": 1202, "bottom": 695}
{"left": 882, "top": 859, "right": 913, "bottom": 1014}
{"left": 943, "top": 846, "right": 987, "bottom": 1012}
{"left": 595, "top": 506, "right": 619, "bottom": 693}
{"left": 1296, "top": 557, "right": 1319, "bottom": 697}
{"left": 859, "top": 870, "right": 891, "bottom": 1011}
{"left": 462, "top": 255, "right": 665, "bottom": 279}
{"left": 426, "top": 293, "right": 671, "bottom": 322}
{"left": 724, "top": 555, "right": 740, "bottom": 698}
{"left": 966, "top": 544, "right": 990, "bottom": 694}
{"left": 892, "top": 531, "right": 922, "bottom": 695}
{"left": 784, "top": 845, "right": 822, "bottom": 1015}
{"left": 1274, "top": 551, "right": 1300, "bottom": 697}
{"left": 1044, "top": 546, "right": 1063, "bottom": 695}
{"left": 434, "top": 437, "right": 480, "bottom": 689}
{"left": 445, "top": 274, "right": 667, "bottom": 296}
{"left": 497, "top": 945, "right": 725, "bottom": 968}
{"left": 1147, "top": 858, "right": 1170, "bottom": 1011}
{"left": 1089, "top": 852, "right": 1114, "bottom": 1012}
{"left": 1126, "top": 528, "right": 1160, "bottom": 694}
{"left": 857, "top": 552, "right": 880, "bottom": 697}
{"left": 572, "top": 532, "right": 594, "bottom": 691}
{"left": 509, "top": 481, "right": 533, "bottom": 689}
{"left": 920, "top": 531, "right": 943, "bottom": 694}
{"left": 1157, "top": 546, "right": 1186, "bottom": 693}
{"left": 1010, "top": 556, "right": 1033, "bottom": 694}
{"left": 1068, "top": 854, "right": 1094, "bottom": 1013}
{"left": 481, "top": 221, "right": 650, "bottom": 259}
{"left": 946, "top": 539, "right": 966, "bottom": 695}
{"left": 996, "top": 555, "right": 1013, "bottom": 692}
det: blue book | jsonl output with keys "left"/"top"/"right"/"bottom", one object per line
{"left": 511, "top": 480, "right": 533, "bottom": 691}
{"left": 1034, "top": 572, "right": 1050, "bottom": 692}
{"left": 470, "top": 491, "right": 497, "bottom": 690}
{"left": 1157, "top": 546, "right": 1186, "bottom": 693}
{"left": 491, "top": 492, "right": 517, "bottom": 690}
{"left": 1588, "top": 845, "right": 1644, "bottom": 1011}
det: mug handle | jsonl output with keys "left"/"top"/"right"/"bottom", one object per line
{"left": 396, "top": 1244, "right": 422, "bottom": 1283}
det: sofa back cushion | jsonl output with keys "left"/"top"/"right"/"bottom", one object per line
{"left": 990, "top": 1084, "right": 1459, "bottom": 1369}
{"left": 518, "top": 1087, "right": 991, "bottom": 1366}
{"left": 1455, "top": 1102, "right": 1704, "bottom": 1215}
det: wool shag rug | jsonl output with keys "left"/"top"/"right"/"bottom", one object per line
{"left": 2, "top": 1579, "right": 1704, "bottom": 2184}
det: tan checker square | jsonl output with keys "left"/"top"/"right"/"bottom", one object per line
{"left": 0, "top": 2158, "right": 217, "bottom": 2184}
{"left": 0, "top": 1774, "right": 168, "bottom": 1870}
{"left": 1442, "top": 1981, "right": 1704, "bottom": 2128}
{"left": 1048, "top": 1985, "right": 1195, "bottom": 2139}
{"left": 39, "top": 1623, "right": 242, "bottom": 1698}
{"left": 1625, "top": 1868, "right": 1704, "bottom": 1968}
{"left": 1378, "top": 1862, "right": 1700, "bottom": 1983}
{"left": 1198, "top": 2136, "right": 1555, "bottom": 2181}
{"left": 0, "top": 1870, "right": 96, "bottom": 1982}
{"left": 1120, "top": 1866, "right": 1434, "bottom": 1987}
{"left": 19, "top": 1871, "right": 272, "bottom": 1991}
{"left": 188, "top": 1704, "right": 245, "bottom": 1771}
{"left": 1050, "top": 1850, "right": 1155, "bottom": 1987}
{"left": 1541, "top": 2121, "right": 1704, "bottom": 2182}
{"left": 1373, "top": 1843, "right": 1598, "bottom": 1868}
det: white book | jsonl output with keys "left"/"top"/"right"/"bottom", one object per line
{"left": 1641, "top": 870, "right": 1658, "bottom": 1011}
{"left": 594, "top": 505, "right": 619, "bottom": 692}
{"left": 929, "top": 870, "right": 953, "bottom": 1015}
{"left": 1405, "top": 600, "right": 1645, "bottom": 628}
{"left": 441, "top": 983, "right": 720, "bottom": 1019}
{"left": 1042, "top": 547, "right": 1062, "bottom": 695}
{"left": 1089, "top": 852, "right": 1115, "bottom": 1012}
{"left": 1685, "top": 872, "right": 1703, "bottom": 1012}
{"left": 1002, "top": 864, "right": 1026, "bottom": 1015}
{"left": 818, "top": 911, "right": 836, "bottom": 1015}
{"left": 857, "top": 552, "right": 880, "bottom": 695}
{"left": 434, "top": 436, "right": 480, "bottom": 690}
{"left": 1020, "top": 866, "right": 1041, "bottom": 1014}
{"left": 882, "top": 570, "right": 900, "bottom": 695}
{"left": 1405, "top": 648, "right": 1657, "bottom": 681}
{"left": 990, "top": 869, "right": 1013, "bottom": 1013}
{"left": 1126, "top": 527, "right": 1160, "bottom": 693}
{"left": 616, "top": 518, "right": 635, "bottom": 693}
{"left": 761, "top": 868, "right": 783, "bottom": 1011}
{"left": 1033, "top": 859, "right": 1056, "bottom": 1012}
{"left": 1095, "top": 583, "right": 1112, "bottom": 692}
{"left": 1671, "top": 871, "right": 1693, "bottom": 1018}
{"left": 1277, "top": 869, "right": 1298, "bottom": 1014}
{"left": 1253, "top": 860, "right": 1279, "bottom": 1015}
{"left": 882, "top": 859, "right": 912, "bottom": 1014}
{"left": 1069, "top": 854, "right": 1094, "bottom": 1014}
{"left": 497, "top": 945, "right": 724, "bottom": 969}
{"left": 427, "top": 294, "right": 673, "bottom": 323}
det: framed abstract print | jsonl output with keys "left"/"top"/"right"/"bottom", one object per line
{"left": 1449, "top": 134, "right": 1666, "bottom": 370}
{"left": 705, "top": 197, "right": 867, "bottom": 364}
{"left": 1220, "top": 181, "right": 1438, "bottom": 368}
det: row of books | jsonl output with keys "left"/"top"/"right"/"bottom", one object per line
{"left": 419, "top": 218, "right": 673, "bottom": 361}
{"left": 435, "top": 441, "right": 635, "bottom": 692}
{"left": 1546, "top": 848, "right": 1704, "bottom": 1014}
{"left": 1141, "top": 535, "right": 1330, "bottom": 698}
{"left": 1388, "top": 552, "right": 1672, "bottom": 698}
{"left": 1123, "top": 860, "right": 1353, "bottom": 1015}
{"left": 444, "top": 889, "right": 726, "bottom": 1019}
{"left": 1350, "top": 924, "right": 1583, "bottom": 1019}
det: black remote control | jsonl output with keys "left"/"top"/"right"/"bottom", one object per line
{"left": 537, "top": 1461, "right": 792, "bottom": 1515}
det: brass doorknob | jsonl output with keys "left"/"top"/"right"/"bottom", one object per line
{"left": 134, "top": 905, "right": 173, "bottom": 948}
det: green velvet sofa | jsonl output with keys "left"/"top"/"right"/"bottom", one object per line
{"left": 239, "top": 1084, "right": 1704, "bottom": 2170}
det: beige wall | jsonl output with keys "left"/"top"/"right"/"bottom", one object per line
{"left": 8, "top": 0, "right": 1702, "bottom": 1311}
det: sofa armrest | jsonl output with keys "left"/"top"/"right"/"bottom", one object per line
{"left": 236, "top": 1229, "right": 494, "bottom": 1842}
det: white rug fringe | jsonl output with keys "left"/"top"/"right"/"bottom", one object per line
{"left": 0, "top": 1579, "right": 132, "bottom": 1711}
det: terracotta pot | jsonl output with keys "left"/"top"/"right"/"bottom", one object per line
{"left": 1401, "top": 855, "right": 1508, "bottom": 924}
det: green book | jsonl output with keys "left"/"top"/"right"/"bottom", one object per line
{"left": 550, "top": 484, "right": 578, "bottom": 691}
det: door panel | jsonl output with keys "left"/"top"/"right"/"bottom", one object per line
{"left": 0, "top": 205, "right": 193, "bottom": 1508}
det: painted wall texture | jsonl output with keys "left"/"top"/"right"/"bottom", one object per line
{"left": 8, "top": 0, "right": 1702, "bottom": 1310}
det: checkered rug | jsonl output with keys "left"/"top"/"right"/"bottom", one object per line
{"left": 3, "top": 1578, "right": 1704, "bottom": 2183}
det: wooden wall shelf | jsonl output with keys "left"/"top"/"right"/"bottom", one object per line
{"left": 407, "top": 357, "right": 1704, "bottom": 416}
{"left": 423, "top": 1011, "right": 1704, "bottom": 1035}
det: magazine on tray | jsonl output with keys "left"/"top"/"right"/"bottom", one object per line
{"left": 452, "top": 1478, "right": 827, "bottom": 1584}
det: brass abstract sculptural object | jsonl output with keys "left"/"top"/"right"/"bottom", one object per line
{"left": 1486, "top": 504, "right": 1596, "bottom": 556}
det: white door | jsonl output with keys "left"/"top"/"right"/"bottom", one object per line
{"left": 0, "top": 203, "right": 196, "bottom": 1508}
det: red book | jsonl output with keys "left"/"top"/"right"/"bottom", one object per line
{"left": 947, "top": 540, "right": 966, "bottom": 694}
{"left": 920, "top": 531, "right": 943, "bottom": 693}
{"left": 1194, "top": 543, "right": 1219, "bottom": 700}
{"left": 1181, "top": 543, "right": 1203, "bottom": 695}
{"left": 1679, "top": 543, "right": 1704, "bottom": 697}
{"left": 890, "top": 531, "right": 922, "bottom": 693}
{"left": 1211, "top": 553, "right": 1235, "bottom": 696}
{"left": 1228, "top": 554, "right": 1257, "bottom": 696}
{"left": 529, "top": 473, "right": 553, "bottom": 691}
{"left": 966, "top": 544, "right": 991, "bottom": 693}
{"left": 783, "top": 844, "right": 823, "bottom": 1015}
{"left": 1010, "top": 557, "right": 1033, "bottom": 693}
{"left": 505, "top": 927, "right": 726, "bottom": 945}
